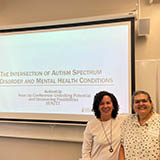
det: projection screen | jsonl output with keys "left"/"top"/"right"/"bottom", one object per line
{"left": 0, "top": 17, "right": 135, "bottom": 123}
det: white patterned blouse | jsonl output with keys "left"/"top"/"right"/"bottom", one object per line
{"left": 121, "top": 113, "right": 160, "bottom": 160}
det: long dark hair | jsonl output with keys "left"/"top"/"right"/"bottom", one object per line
{"left": 92, "top": 91, "right": 119, "bottom": 119}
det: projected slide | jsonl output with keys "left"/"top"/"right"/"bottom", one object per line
{"left": 0, "top": 20, "right": 133, "bottom": 121}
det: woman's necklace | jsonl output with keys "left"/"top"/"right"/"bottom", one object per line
{"left": 100, "top": 119, "right": 113, "bottom": 153}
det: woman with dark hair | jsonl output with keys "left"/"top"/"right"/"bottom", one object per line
{"left": 82, "top": 91, "right": 126, "bottom": 160}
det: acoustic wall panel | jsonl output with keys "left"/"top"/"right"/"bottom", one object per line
{"left": 136, "top": 60, "right": 158, "bottom": 112}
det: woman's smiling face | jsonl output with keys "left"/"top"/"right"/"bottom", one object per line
{"left": 99, "top": 95, "right": 114, "bottom": 121}
{"left": 133, "top": 93, "right": 153, "bottom": 119}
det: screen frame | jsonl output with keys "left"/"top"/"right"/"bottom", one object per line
{"left": 0, "top": 16, "right": 135, "bottom": 124}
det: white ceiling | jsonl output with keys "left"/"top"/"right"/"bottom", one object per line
{"left": 0, "top": 0, "right": 137, "bottom": 26}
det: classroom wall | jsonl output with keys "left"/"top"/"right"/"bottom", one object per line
{"left": 0, "top": 0, "right": 160, "bottom": 160}
{"left": 0, "top": 122, "right": 85, "bottom": 160}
